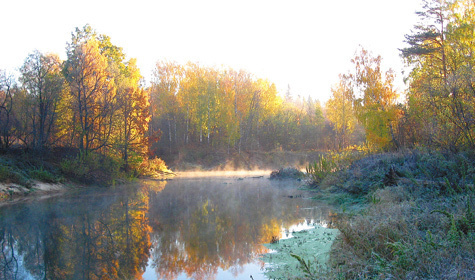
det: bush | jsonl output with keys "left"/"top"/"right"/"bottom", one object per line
{"left": 0, "top": 160, "right": 30, "bottom": 186}
{"left": 59, "top": 156, "right": 90, "bottom": 179}
{"left": 29, "top": 167, "right": 60, "bottom": 183}
{"left": 306, "top": 154, "right": 336, "bottom": 184}
{"left": 0, "top": 165, "right": 12, "bottom": 182}
{"left": 270, "top": 167, "right": 304, "bottom": 180}
{"left": 138, "top": 157, "right": 173, "bottom": 178}
{"left": 59, "top": 152, "right": 122, "bottom": 184}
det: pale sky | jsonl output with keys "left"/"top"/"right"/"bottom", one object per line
{"left": 1, "top": 0, "right": 422, "bottom": 102}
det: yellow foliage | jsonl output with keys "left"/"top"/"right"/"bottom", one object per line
{"left": 352, "top": 47, "right": 400, "bottom": 149}
{"left": 138, "top": 157, "right": 173, "bottom": 178}
{"left": 326, "top": 76, "right": 357, "bottom": 150}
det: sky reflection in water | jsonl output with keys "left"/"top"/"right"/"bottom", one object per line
{"left": 0, "top": 173, "right": 332, "bottom": 280}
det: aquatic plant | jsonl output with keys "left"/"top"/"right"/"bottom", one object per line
{"left": 305, "top": 154, "right": 337, "bottom": 184}
{"left": 290, "top": 253, "right": 316, "bottom": 278}
{"left": 305, "top": 148, "right": 367, "bottom": 186}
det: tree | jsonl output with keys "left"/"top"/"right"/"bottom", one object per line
{"left": 402, "top": 0, "right": 475, "bottom": 149}
{"left": 326, "top": 75, "right": 357, "bottom": 150}
{"left": 19, "top": 51, "right": 64, "bottom": 150}
{"left": 401, "top": 0, "right": 449, "bottom": 81}
{"left": 443, "top": 0, "right": 475, "bottom": 148}
{"left": 230, "top": 69, "right": 255, "bottom": 152}
{"left": 63, "top": 26, "right": 115, "bottom": 155}
{"left": 0, "top": 70, "right": 16, "bottom": 150}
{"left": 400, "top": 0, "right": 451, "bottom": 148}
{"left": 216, "top": 69, "right": 240, "bottom": 151}
{"left": 150, "top": 61, "right": 183, "bottom": 154}
{"left": 243, "top": 79, "right": 280, "bottom": 150}
{"left": 351, "top": 48, "right": 401, "bottom": 149}
{"left": 115, "top": 59, "right": 150, "bottom": 170}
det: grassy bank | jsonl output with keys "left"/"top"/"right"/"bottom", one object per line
{"left": 0, "top": 148, "right": 171, "bottom": 200}
{"left": 306, "top": 149, "right": 475, "bottom": 279}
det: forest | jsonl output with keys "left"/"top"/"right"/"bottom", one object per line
{"left": 1, "top": 0, "right": 475, "bottom": 179}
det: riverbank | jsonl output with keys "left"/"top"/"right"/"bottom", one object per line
{"left": 259, "top": 149, "right": 474, "bottom": 279}
{"left": 1, "top": 148, "right": 309, "bottom": 202}
{"left": 0, "top": 148, "right": 173, "bottom": 203}
{"left": 0, "top": 181, "right": 65, "bottom": 197}
{"left": 0, "top": 181, "right": 72, "bottom": 207}
{"left": 303, "top": 149, "right": 475, "bottom": 279}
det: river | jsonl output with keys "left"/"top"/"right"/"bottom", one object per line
{"left": 0, "top": 172, "right": 333, "bottom": 280}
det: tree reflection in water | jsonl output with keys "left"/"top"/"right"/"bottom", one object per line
{"left": 0, "top": 182, "right": 157, "bottom": 280}
{"left": 0, "top": 176, "right": 331, "bottom": 280}
{"left": 147, "top": 176, "right": 331, "bottom": 280}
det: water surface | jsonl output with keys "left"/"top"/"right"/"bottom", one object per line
{"left": 0, "top": 172, "right": 332, "bottom": 280}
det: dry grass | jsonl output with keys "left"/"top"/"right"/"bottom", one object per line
{"left": 311, "top": 149, "right": 475, "bottom": 279}
{"left": 329, "top": 196, "right": 475, "bottom": 279}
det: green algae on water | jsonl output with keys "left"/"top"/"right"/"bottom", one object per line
{"left": 261, "top": 225, "right": 339, "bottom": 279}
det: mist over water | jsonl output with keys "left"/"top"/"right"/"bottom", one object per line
{"left": 0, "top": 173, "right": 332, "bottom": 280}
{"left": 175, "top": 170, "right": 273, "bottom": 178}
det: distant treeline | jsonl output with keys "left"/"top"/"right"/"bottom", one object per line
{"left": 149, "top": 61, "right": 339, "bottom": 156}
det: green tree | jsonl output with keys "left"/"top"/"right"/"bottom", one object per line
{"left": 402, "top": 0, "right": 475, "bottom": 149}
{"left": 401, "top": 0, "right": 449, "bottom": 81}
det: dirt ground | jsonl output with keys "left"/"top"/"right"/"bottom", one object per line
{"left": 0, "top": 181, "right": 66, "bottom": 205}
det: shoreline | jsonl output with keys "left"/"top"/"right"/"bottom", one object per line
{"left": 0, "top": 181, "right": 70, "bottom": 207}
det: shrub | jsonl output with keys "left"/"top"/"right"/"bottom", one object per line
{"left": 59, "top": 152, "right": 122, "bottom": 184}
{"left": 0, "top": 165, "right": 11, "bottom": 182}
{"left": 59, "top": 156, "right": 89, "bottom": 179}
{"left": 270, "top": 167, "right": 304, "bottom": 180}
{"left": 0, "top": 161, "right": 30, "bottom": 186}
{"left": 138, "top": 157, "right": 173, "bottom": 178}
{"left": 29, "top": 167, "right": 59, "bottom": 183}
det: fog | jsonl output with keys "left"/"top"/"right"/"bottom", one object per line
{"left": 174, "top": 170, "right": 274, "bottom": 178}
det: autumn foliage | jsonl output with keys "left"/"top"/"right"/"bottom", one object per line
{"left": 1, "top": 25, "right": 153, "bottom": 178}
{"left": 2, "top": 0, "right": 475, "bottom": 178}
